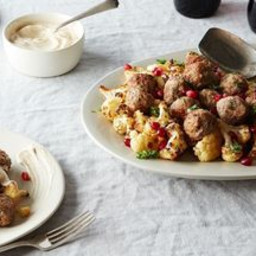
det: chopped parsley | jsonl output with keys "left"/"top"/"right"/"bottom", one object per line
{"left": 149, "top": 106, "right": 160, "bottom": 117}
{"left": 188, "top": 104, "right": 200, "bottom": 111}
{"left": 156, "top": 59, "right": 167, "bottom": 65}
{"left": 136, "top": 150, "right": 159, "bottom": 159}
{"left": 230, "top": 141, "right": 242, "bottom": 153}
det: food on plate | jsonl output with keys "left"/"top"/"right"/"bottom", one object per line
{"left": 216, "top": 96, "right": 249, "bottom": 125}
{"left": 183, "top": 109, "right": 217, "bottom": 141}
{"left": 220, "top": 73, "right": 248, "bottom": 96}
{"left": 169, "top": 96, "right": 200, "bottom": 120}
{"left": 0, "top": 149, "right": 29, "bottom": 226}
{"left": 99, "top": 51, "right": 256, "bottom": 165}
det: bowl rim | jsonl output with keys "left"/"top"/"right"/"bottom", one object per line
{"left": 2, "top": 12, "right": 85, "bottom": 53}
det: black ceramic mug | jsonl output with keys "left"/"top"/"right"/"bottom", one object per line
{"left": 248, "top": 0, "right": 256, "bottom": 33}
{"left": 174, "top": 0, "right": 221, "bottom": 18}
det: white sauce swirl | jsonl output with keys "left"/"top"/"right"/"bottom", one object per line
{"left": 10, "top": 24, "right": 79, "bottom": 51}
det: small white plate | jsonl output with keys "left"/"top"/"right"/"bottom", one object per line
{"left": 81, "top": 49, "right": 256, "bottom": 180}
{"left": 0, "top": 128, "right": 65, "bottom": 246}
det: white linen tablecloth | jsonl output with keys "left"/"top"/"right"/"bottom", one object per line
{"left": 1, "top": 0, "right": 256, "bottom": 255}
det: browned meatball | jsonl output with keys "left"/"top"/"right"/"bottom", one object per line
{"left": 199, "top": 89, "right": 219, "bottom": 109}
{"left": 220, "top": 73, "right": 248, "bottom": 96}
{"left": 185, "top": 51, "right": 206, "bottom": 65}
{"left": 245, "top": 90, "right": 256, "bottom": 108}
{"left": 163, "top": 76, "right": 188, "bottom": 105}
{"left": 0, "top": 194, "right": 15, "bottom": 227}
{"left": 183, "top": 109, "right": 217, "bottom": 141}
{"left": 127, "top": 73, "right": 157, "bottom": 93}
{"left": 0, "top": 150, "right": 11, "bottom": 173}
{"left": 183, "top": 52, "right": 219, "bottom": 89}
{"left": 169, "top": 96, "right": 200, "bottom": 120}
{"left": 216, "top": 96, "right": 249, "bottom": 125}
{"left": 125, "top": 87, "right": 154, "bottom": 113}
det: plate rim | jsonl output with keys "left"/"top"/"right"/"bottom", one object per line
{"left": 0, "top": 128, "right": 65, "bottom": 246}
{"left": 81, "top": 49, "right": 256, "bottom": 180}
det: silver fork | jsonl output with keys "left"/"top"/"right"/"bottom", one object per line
{"left": 0, "top": 211, "right": 95, "bottom": 252}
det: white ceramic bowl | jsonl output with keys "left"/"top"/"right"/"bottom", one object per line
{"left": 2, "top": 13, "right": 84, "bottom": 77}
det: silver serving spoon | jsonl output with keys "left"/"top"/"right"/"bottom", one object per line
{"left": 199, "top": 27, "right": 256, "bottom": 78}
{"left": 54, "top": 0, "right": 119, "bottom": 32}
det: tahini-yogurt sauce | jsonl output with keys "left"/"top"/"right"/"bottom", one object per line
{"left": 10, "top": 24, "right": 78, "bottom": 51}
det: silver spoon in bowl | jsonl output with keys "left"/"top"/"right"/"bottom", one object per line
{"left": 54, "top": 0, "right": 119, "bottom": 32}
{"left": 199, "top": 27, "right": 256, "bottom": 78}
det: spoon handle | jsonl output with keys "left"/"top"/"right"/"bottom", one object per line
{"left": 55, "top": 0, "right": 119, "bottom": 32}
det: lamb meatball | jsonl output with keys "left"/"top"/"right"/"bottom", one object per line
{"left": 185, "top": 51, "right": 206, "bottom": 65}
{"left": 163, "top": 76, "right": 188, "bottom": 105}
{"left": 169, "top": 96, "right": 200, "bottom": 120}
{"left": 0, "top": 150, "right": 11, "bottom": 173}
{"left": 245, "top": 90, "right": 256, "bottom": 108}
{"left": 199, "top": 89, "right": 219, "bottom": 109}
{"left": 220, "top": 73, "right": 248, "bottom": 96}
{"left": 216, "top": 96, "right": 249, "bottom": 125}
{"left": 183, "top": 60, "right": 219, "bottom": 89}
{"left": 0, "top": 194, "right": 15, "bottom": 227}
{"left": 127, "top": 73, "right": 157, "bottom": 93}
{"left": 183, "top": 109, "right": 217, "bottom": 141}
{"left": 125, "top": 87, "right": 154, "bottom": 113}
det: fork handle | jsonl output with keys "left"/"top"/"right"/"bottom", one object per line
{"left": 0, "top": 241, "right": 39, "bottom": 253}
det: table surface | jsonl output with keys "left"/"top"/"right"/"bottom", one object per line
{"left": 1, "top": 0, "right": 256, "bottom": 255}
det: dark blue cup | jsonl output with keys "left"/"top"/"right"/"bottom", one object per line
{"left": 174, "top": 0, "right": 221, "bottom": 18}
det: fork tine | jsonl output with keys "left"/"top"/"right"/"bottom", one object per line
{"left": 47, "top": 211, "right": 93, "bottom": 240}
{"left": 48, "top": 214, "right": 95, "bottom": 245}
{"left": 47, "top": 211, "right": 89, "bottom": 236}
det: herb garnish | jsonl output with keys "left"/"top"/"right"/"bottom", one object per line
{"left": 230, "top": 141, "right": 242, "bottom": 153}
{"left": 149, "top": 106, "right": 160, "bottom": 117}
{"left": 188, "top": 104, "right": 200, "bottom": 111}
{"left": 156, "top": 59, "right": 167, "bottom": 65}
{"left": 136, "top": 150, "right": 159, "bottom": 159}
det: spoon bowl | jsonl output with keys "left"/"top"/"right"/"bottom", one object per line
{"left": 199, "top": 27, "right": 256, "bottom": 78}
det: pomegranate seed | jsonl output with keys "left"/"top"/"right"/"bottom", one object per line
{"left": 214, "top": 94, "right": 222, "bottom": 102}
{"left": 124, "top": 138, "right": 131, "bottom": 147}
{"left": 158, "top": 140, "right": 167, "bottom": 150}
{"left": 186, "top": 90, "right": 198, "bottom": 99}
{"left": 151, "top": 122, "right": 160, "bottom": 130}
{"left": 124, "top": 64, "right": 132, "bottom": 71}
{"left": 153, "top": 67, "right": 163, "bottom": 76}
{"left": 21, "top": 171, "right": 30, "bottom": 181}
{"left": 250, "top": 126, "right": 256, "bottom": 134}
{"left": 158, "top": 127, "right": 166, "bottom": 137}
{"left": 241, "top": 157, "right": 253, "bottom": 166}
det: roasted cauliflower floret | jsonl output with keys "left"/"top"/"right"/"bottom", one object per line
{"left": 101, "top": 97, "right": 123, "bottom": 121}
{"left": 159, "top": 122, "right": 187, "bottom": 160}
{"left": 99, "top": 85, "right": 127, "bottom": 101}
{"left": 129, "top": 130, "right": 156, "bottom": 153}
{"left": 193, "top": 130, "right": 222, "bottom": 162}
{"left": 113, "top": 114, "right": 134, "bottom": 135}
{"left": 4, "top": 181, "right": 29, "bottom": 203}
{"left": 134, "top": 110, "right": 148, "bottom": 133}
{"left": 218, "top": 120, "right": 251, "bottom": 162}
{"left": 154, "top": 102, "right": 170, "bottom": 127}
